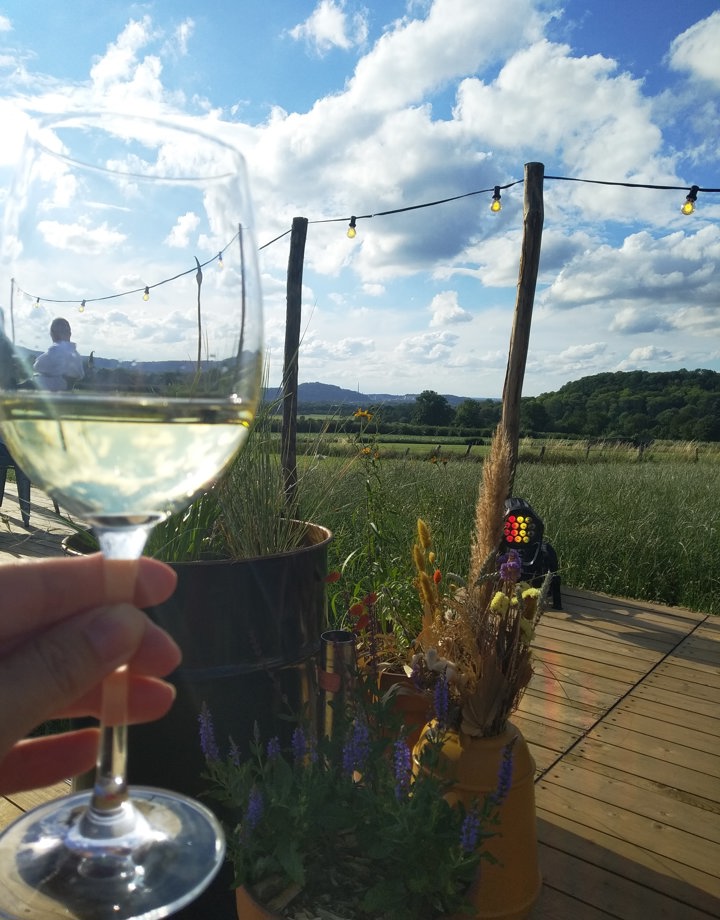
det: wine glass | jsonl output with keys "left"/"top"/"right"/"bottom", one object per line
{"left": 0, "top": 111, "right": 263, "bottom": 919}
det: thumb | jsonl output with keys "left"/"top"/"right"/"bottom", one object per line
{"left": 0, "top": 604, "right": 147, "bottom": 762}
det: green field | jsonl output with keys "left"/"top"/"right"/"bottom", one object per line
{"left": 291, "top": 438, "right": 719, "bottom": 631}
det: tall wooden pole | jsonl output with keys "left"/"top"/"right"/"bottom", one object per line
{"left": 501, "top": 162, "right": 544, "bottom": 490}
{"left": 281, "top": 216, "right": 308, "bottom": 507}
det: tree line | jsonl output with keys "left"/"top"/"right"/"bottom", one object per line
{"left": 292, "top": 369, "right": 720, "bottom": 443}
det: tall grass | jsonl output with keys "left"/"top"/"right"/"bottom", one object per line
{"left": 295, "top": 453, "right": 719, "bottom": 622}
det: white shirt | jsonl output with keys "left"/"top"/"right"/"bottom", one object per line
{"left": 33, "top": 341, "right": 85, "bottom": 392}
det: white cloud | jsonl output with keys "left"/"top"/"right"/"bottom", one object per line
{"left": 669, "top": 11, "right": 720, "bottom": 86}
{"left": 174, "top": 19, "right": 194, "bottom": 56}
{"left": 37, "top": 220, "right": 126, "bottom": 254}
{"left": 0, "top": 15, "right": 12, "bottom": 32}
{"left": 396, "top": 329, "right": 459, "bottom": 362}
{"left": 165, "top": 211, "right": 200, "bottom": 248}
{"left": 429, "top": 290, "right": 472, "bottom": 326}
{"left": 289, "top": 0, "right": 369, "bottom": 55}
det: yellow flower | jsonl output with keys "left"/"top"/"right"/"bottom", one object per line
{"left": 354, "top": 408, "right": 373, "bottom": 420}
{"left": 412, "top": 543, "right": 426, "bottom": 574}
{"left": 490, "top": 591, "right": 510, "bottom": 615}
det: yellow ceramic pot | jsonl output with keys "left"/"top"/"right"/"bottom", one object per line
{"left": 413, "top": 721, "right": 541, "bottom": 920}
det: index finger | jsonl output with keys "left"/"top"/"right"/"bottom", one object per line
{"left": 0, "top": 555, "right": 177, "bottom": 642}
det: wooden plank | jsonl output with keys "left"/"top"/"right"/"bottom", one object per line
{"left": 606, "top": 707, "right": 720, "bottom": 756}
{"left": 589, "top": 720, "right": 720, "bottom": 779}
{"left": 542, "top": 760, "right": 720, "bottom": 846}
{"left": 5, "top": 781, "right": 71, "bottom": 816}
{"left": 536, "top": 781, "right": 720, "bottom": 896}
{"left": 561, "top": 588, "right": 706, "bottom": 626}
{"left": 572, "top": 736, "right": 719, "bottom": 803}
{"left": 536, "top": 811, "right": 720, "bottom": 918}
{"left": 534, "top": 626, "right": 663, "bottom": 667}
{"left": 632, "top": 682, "right": 719, "bottom": 719}
{"left": 529, "top": 876, "right": 615, "bottom": 919}
{"left": 642, "top": 670, "right": 720, "bottom": 704}
{"left": 538, "top": 844, "right": 717, "bottom": 920}
{"left": 521, "top": 687, "right": 605, "bottom": 727}
{"left": 618, "top": 694, "right": 720, "bottom": 738}
{"left": 653, "top": 658, "right": 720, "bottom": 687}
{"left": 531, "top": 652, "right": 643, "bottom": 691}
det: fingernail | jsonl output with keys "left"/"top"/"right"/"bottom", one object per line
{"left": 84, "top": 605, "right": 140, "bottom": 664}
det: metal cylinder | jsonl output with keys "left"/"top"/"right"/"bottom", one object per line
{"left": 318, "top": 629, "right": 357, "bottom": 741}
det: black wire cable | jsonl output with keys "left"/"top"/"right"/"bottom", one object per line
{"left": 16, "top": 173, "right": 717, "bottom": 308}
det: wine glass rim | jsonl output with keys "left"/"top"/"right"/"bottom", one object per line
{"left": 25, "top": 109, "right": 247, "bottom": 182}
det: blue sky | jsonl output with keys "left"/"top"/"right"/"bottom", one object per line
{"left": 0, "top": 0, "right": 718, "bottom": 397}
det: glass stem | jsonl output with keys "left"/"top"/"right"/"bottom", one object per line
{"left": 87, "top": 525, "right": 153, "bottom": 819}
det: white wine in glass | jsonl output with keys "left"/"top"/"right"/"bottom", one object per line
{"left": 0, "top": 112, "right": 263, "bottom": 919}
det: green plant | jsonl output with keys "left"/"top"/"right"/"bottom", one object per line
{"left": 145, "top": 395, "right": 354, "bottom": 562}
{"left": 200, "top": 671, "right": 509, "bottom": 920}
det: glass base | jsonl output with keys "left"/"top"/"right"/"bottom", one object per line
{"left": 0, "top": 787, "right": 225, "bottom": 920}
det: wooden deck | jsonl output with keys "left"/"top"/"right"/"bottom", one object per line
{"left": 1, "top": 487, "right": 719, "bottom": 918}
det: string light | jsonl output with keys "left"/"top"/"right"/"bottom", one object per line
{"left": 681, "top": 185, "right": 699, "bottom": 215}
{"left": 79, "top": 300, "right": 86, "bottom": 313}
{"left": 16, "top": 174, "right": 720, "bottom": 312}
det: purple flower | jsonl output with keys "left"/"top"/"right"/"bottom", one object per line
{"left": 198, "top": 702, "right": 220, "bottom": 762}
{"left": 342, "top": 719, "right": 371, "bottom": 777}
{"left": 460, "top": 806, "right": 481, "bottom": 854}
{"left": 266, "top": 736, "right": 281, "bottom": 761}
{"left": 433, "top": 672, "right": 450, "bottom": 731}
{"left": 491, "top": 737, "right": 516, "bottom": 805}
{"left": 392, "top": 738, "right": 412, "bottom": 800}
{"left": 291, "top": 726, "right": 307, "bottom": 766}
{"left": 499, "top": 550, "right": 522, "bottom": 584}
{"left": 245, "top": 787, "right": 264, "bottom": 830}
{"left": 229, "top": 738, "right": 241, "bottom": 768}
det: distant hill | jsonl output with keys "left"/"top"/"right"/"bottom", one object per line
{"left": 266, "top": 381, "right": 487, "bottom": 407}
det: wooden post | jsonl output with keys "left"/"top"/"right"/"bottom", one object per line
{"left": 281, "top": 217, "right": 308, "bottom": 507}
{"left": 501, "top": 162, "right": 544, "bottom": 490}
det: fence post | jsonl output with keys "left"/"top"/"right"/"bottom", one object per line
{"left": 281, "top": 216, "right": 308, "bottom": 507}
{"left": 501, "top": 162, "right": 545, "bottom": 490}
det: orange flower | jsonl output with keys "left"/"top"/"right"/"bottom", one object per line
{"left": 433, "top": 569, "right": 442, "bottom": 585}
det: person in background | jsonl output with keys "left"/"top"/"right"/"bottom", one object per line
{"left": 0, "top": 554, "right": 180, "bottom": 796}
{"left": 33, "top": 317, "right": 84, "bottom": 391}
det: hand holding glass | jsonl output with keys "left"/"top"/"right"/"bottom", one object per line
{"left": 0, "top": 113, "right": 263, "bottom": 919}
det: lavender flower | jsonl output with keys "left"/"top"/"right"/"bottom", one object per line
{"left": 229, "top": 738, "right": 241, "bottom": 768}
{"left": 392, "top": 738, "right": 412, "bottom": 800}
{"left": 499, "top": 550, "right": 522, "bottom": 584}
{"left": 198, "top": 702, "right": 220, "bottom": 763}
{"left": 459, "top": 806, "right": 481, "bottom": 854}
{"left": 491, "top": 737, "right": 516, "bottom": 805}
{"left": 433, "top": 671, "right": 450, "bottom": 731}
{"left": 342, "top": 718, "right": 371, "bottom": 777}
{"left": 245, "top": 787, "right": 264, "bottom": 830}
{"left": 291, "top": 726, "right": 307, "bottom": 766}
{"left": 266, "top": 736, "right": 281, "bottom": 761}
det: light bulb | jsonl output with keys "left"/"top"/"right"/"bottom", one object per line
{"left": 347, "top": 216, "right": 357, "bottom": 239}
{"left": 143, "top": 286, "right": 150, "bottom": 301}
{"left": 682, "top": 185, "right": 699, "bottom": 216}
{"left": 79, "top": 300, "right": 86, "bottom": 313}
{"left": 217, "top": 252, "right": 224, "bottom": 269}
{"left": 490, "top": 186, "right": 502, "bottom": 213}
{"left": 34, "top": 297, "right": 40, "bottom": 308}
